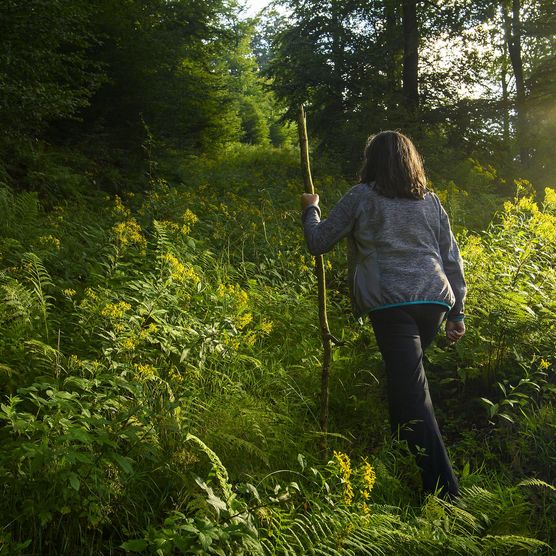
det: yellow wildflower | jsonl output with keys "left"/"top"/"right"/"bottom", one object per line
{"left": 38, "top": 235, "right": 61, "bottom": 250}
{"left": 436, "top": 189, "right": 448, "bottom": 205}
{"left": 361, "top": 459, "right": 377, "bottom": 498}
{"left": 101, "top": 301, "right": 132, "bottom": 319}
{"left": 216, "top": 283, "right": 248, "bottom": 306}
{"left": 514, "top": 178, "right": 533, "bottom": 196}
{"left": 230, "top": 284, "right": 248, "bottom": 305}
{"left": 113, "top": 219, "right": 147, "bottom": 252}
{"left": 162, "top": 253, "right": 201, "bottom": 285}
{"left": 139, "top": 322, "right": 159, "bottom": 339}
{"left": 121, "top": 337, "right": 137, "bottom": 351}
{"left": 544, "top": 187, "right": 556, "bottom": 210}
{"left": 299, "top": 255, "right": 310, "bottom": 272}
{"left": 113, "top": 195, "right": 131, "bottom": 218}
{"left": 539, "top": 359, "right": 550, "bottom": 370}
{"left": 168, "top": 367, "right": 184, "bottom": 383}
{"left": 244, "top": 331, "right": 257, "bottom": 347}
{"left": 531, "top": 212, "right": 556, "bottom": 241}
{"left": 88, "top": 360, "right": 102, "bottom": 373}
{"left": 260, "top": 319, "right": 273, "bottom": 335}
{"left": 85, "top": 288, "right": 98, "bottom": 300}
{"left": 183, "top": 209, "right": 199, "bottom": 224}
{"left": 333, "top": 451, "right": 354, "bottom": 505}
{"left": 134, "top": 363, "right": 156, "bottom": 380}
{"left": 68, "top": 355, "right": 81, "bottom": 367}
{"left": 517, "top": 196, "right": 539, "bottom": 214}
{"left": 223, "top": 335, "right": 240, "bottom": 351}
{"left": 236, "top": 312, "right": 253, "bottom": 330}
{"left": 158, "top": 220, "right": 180, "bottom": 232}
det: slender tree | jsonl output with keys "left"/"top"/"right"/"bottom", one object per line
{"left": 402, "top": 0, "right": 419, "bottom": 111}
{"left": 502, "top": 0, "right": 529, "bottom": 166}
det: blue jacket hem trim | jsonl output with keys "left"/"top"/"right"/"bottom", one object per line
{"left": 369, "top": 300, "right": 452, "bottom": 312}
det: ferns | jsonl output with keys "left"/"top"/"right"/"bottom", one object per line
{"left": 517, "top": 478, "right": 556, "bottom": 491}
{"left": 257, "top": 496, "right": 551, "bottom": 556}
{"left": 153, "top": 219, "right": 173, "bottom": 255}
{"left": 22, "top": 252, "right": 53, "bottom": 340}
{"left": 481, "top": 534, "right": 549, "bottom": 554}
{"left": 186, "top": 433, "right": 233, "bottom": 502}
{"left": 0, "top": 276, "right": 35, "bottom": 326}
{"left": 0, "top": 186, "right": 40, "bottom": 239}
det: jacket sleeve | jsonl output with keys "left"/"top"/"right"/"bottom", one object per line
{"left": 302, "top": 187, "right": 359, "bottom": 256}
{"left": 438, "top": 201, "right": 467, "bottom": 321}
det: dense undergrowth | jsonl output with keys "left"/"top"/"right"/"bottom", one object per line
{"left": 0, "top": 145, "right": 554, "bottom": 554}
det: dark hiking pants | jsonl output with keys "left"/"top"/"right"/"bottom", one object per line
{"left": 370, "top": 303, "right": 459, "bottom": 498}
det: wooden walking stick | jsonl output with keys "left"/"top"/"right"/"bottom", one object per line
{"left": 297, "top": 104, "right": 342, "bottom": 458}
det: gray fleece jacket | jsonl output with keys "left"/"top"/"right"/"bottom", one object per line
{"left": 302, "top": 182, "right": 466, "bottom": 321}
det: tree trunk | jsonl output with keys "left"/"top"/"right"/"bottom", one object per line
{"left": 503, "top": 0, "right": 528, "bottom": 166}
{"left": 501, "top": 37, "right": 510, "bottom": 146}
{"left": 402, "top": 0, "right": 419, "bottom": 112}
{"left": 385, "top": 0, "right": 400, "bottom": 94}
{"left": 327, "top": 2, "right": 345, "bottom": 152}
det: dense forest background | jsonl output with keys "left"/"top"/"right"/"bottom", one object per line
{"left": 0, "top": 0, "right": 555, "bottom": 554}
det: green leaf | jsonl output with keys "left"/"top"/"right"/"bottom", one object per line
{"left": 69, "top": 473, "right": 80, "bottom": 492}
{"left": 206, "top": 492, "right": 227, "bottom": 513}
{"left": 498, "top": 413, "right": 515, "bottom": 423}
{"left": 112, "top": 453, "right": 134, "bottom": 474}
{"left": 462, "top": 461, "right": 470, "bottom": 478}
{"left": 66, "top": 428, "right": 92, "bottom": 444}
{"left": 121, "top": 539, "right": 148, "bottom": 552}
{"left": 39, "top": 510, "right": 52, "bottom": 526}
{"left": 198, "top": 531, "right": 211, "bottom": 551}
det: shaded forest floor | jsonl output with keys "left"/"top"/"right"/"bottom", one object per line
{"left": 0, "top": 144, "right": 554, "bottom": 554}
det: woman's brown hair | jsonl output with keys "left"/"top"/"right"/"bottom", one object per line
{"left": 359, "top": 131, "right": 428, "bottom": 199}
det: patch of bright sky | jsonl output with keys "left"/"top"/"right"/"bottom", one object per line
{"left": 240, "top": 0, "right": 285, "bottom": 18}
{"left": 240, "top": 0, "right": 269, "bottom": 18}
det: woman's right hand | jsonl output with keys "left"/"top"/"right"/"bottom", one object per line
{"left": 301, "top": 193, "right": 319, "bottom": 210}
{"left": 446, "top": 320, "right": 465, "bottom": 343}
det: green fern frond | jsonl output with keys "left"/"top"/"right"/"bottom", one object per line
{"left": 14, "top": 191, "right": 40, "bottom": 227}
{"left": 217, "top": 432, "right": 270, "bottom": 466}
{"left": 0, "top": 279, "right": 35, "bottom": 325}
{"left": 22, "top": 252, "right": 53, "bottom": 340}
{"left": 23, "top": 252, "right": 53, "bottom": 288}
{"left": 0, "top": 363, "right": 17, "bottom": 377}
{"left": 517, "top": 478, "right": 556, "bottom": 491}
{"left": 24, "top": 340, "right": 62, "bottom": 373}
{"left": 0, "top": 187, "right": 40, "bottom": 238}
{"left": 153, "top": 220, "right": 172, "bottom": 255}
{"left": 481, "top": 534, "right": 549, "bottom": 553}
{"left": 186, "top": 433, "right": 233, "bottom": 501}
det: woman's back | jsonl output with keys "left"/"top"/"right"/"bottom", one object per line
{"left": 341, "top": 183, "right": 460, "bottom": 316}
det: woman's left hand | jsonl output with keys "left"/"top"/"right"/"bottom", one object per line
{"left": 301, "top": 193, "right": 319, "bottom": 210}
{"left": 446, "top": 320, "right": 465, "bottom": 343}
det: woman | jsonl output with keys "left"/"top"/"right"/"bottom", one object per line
{"left": 301, "top": 131, "right": 466, "bottom": 499}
